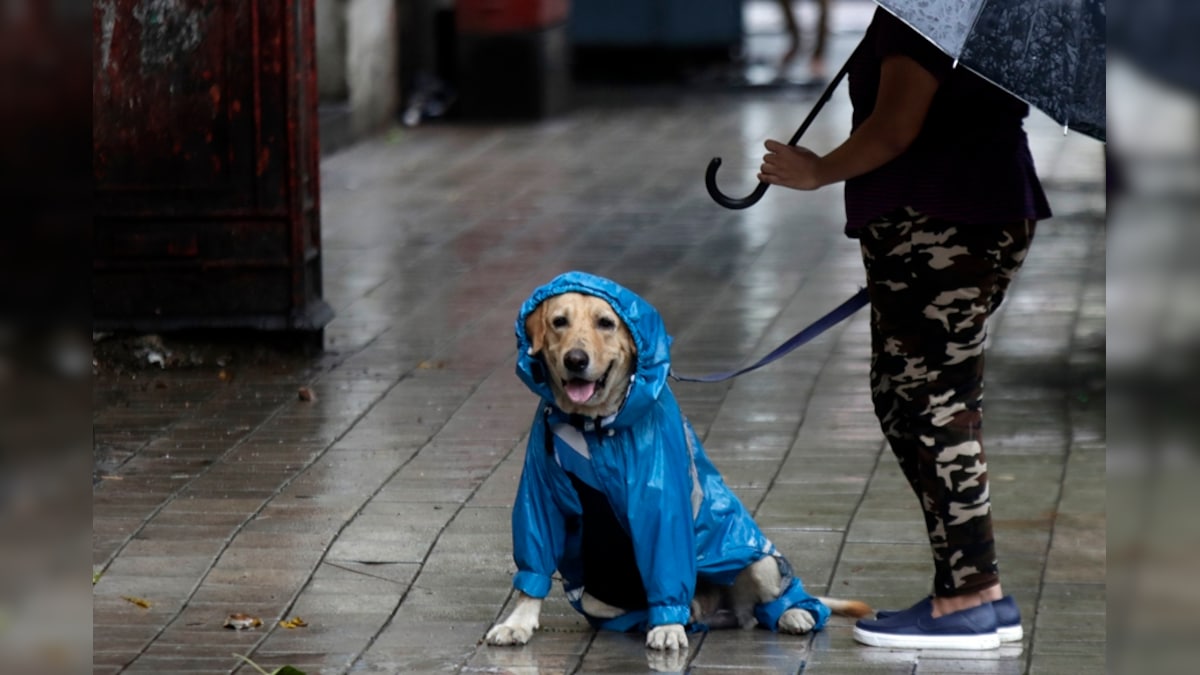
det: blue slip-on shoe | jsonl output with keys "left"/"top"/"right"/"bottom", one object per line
{"left": 875, "top": 596, "right": 1022, "bottom": 643}
{"left": 853, "top": 601, "right": 1000, "bottom": 650}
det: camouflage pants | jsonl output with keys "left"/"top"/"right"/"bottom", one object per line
{"left": 860, "top": 207, "right": 1035, "bottom": 598}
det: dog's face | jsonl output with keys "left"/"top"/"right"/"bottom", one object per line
{"left": 525, "top": 292, "right": 636, "bottom": 418}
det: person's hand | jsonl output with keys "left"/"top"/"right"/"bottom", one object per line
{"left": 758, "top": 139, "right": 825, "bottom": 191}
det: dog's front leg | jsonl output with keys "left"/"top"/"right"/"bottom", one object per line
{"left": 485, "top": 591, "right": 543, "bottom": 646}
{"left": 646, "top": 624, "right": 688, "bottom": 650}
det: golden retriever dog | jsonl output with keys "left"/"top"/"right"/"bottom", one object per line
{"left": 488, "top": 278, "right": 870, "bottom": 651}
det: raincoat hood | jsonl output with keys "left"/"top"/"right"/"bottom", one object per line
{"left": 515, "top": 271, "right": 672, "bottom": 428}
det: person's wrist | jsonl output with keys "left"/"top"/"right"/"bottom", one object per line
{"left": 808, "top": 157, "right": 828, "bottom": 190}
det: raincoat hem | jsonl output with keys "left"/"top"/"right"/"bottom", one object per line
{"left": 514, "top": 571, "right": 553, "bottom": 599}
{"left": 649, "top": 604, "right": 692, "bottom": 627}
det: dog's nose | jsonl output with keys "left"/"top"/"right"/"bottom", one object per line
{"left": 563, "top": 349, "right": 589, "bottom": 374}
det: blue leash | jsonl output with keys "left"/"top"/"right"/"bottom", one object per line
{"left": 670, "top": 287, "right": 869, "bottom": 383}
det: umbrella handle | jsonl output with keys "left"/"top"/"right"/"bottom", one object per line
{"left": 705, "top": 47, "right": 859, "bottom": 210}
{"left": 704, "top": 158, "right": 768, "bottom": 210}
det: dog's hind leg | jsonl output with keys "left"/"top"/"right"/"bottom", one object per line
{"left": 729, "top": 556, "right": 786, "bottom": 628}
{"left": 730, "top": 556, "right": 818, "bottom": 634}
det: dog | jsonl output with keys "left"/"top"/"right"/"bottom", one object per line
{"left": 486, "top": 272, "right": 870, "bottom": 651}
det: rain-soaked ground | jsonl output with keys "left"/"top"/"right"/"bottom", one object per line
{"left": 93, "top": 4, "right": 1105, "bottom": 674}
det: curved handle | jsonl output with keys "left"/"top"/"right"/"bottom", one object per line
{"left": 703, "top": 46, "right": 859, "bottom": 210}
{"left": 705, "top": 157, "right": 769, "bottom": 210}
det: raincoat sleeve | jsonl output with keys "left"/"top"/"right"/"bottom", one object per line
{"left": 624, "top": 422, "right": 697, "bottom": 627}
{"left": 511, "top": 413, "right": 568, "bottom": 599}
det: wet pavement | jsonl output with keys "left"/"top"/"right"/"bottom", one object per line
{"left": 92, "top": 10, "right": 1105, "bottom": 675}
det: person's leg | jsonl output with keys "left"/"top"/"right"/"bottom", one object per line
{"left": 861, "top": 209, "right": 1035, "bottom": 611}
{"left": 810, "top": 0, "right": 830, "bottom": 77}
{"left": 921, "top": 217, "right": 1034, "bottom": 616}
{"left": 860, "top": 212, "right": 936, "bottom": 521}
{"left": 777, "top": 0, "right": 802, "bottom": 70}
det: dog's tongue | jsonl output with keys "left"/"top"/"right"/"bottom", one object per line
{"left": 565, "top": 379, "right": 596, "bottom": 403}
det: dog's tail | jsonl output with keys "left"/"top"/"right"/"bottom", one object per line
{"left": 816, "top": 596, "right": 873, "bottom": 618}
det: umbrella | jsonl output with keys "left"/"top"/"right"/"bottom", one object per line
{"left": 706, "top": 0, "right": 1106, "bottom": 210}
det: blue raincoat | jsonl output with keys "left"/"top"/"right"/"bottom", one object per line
{"left": 510, "top": 271, "right": 829, "bottom": 632}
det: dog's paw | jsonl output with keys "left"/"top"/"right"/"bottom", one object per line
{"left": 485, "top": 622, "right": 535, "bottom": 646}
{"left": 646, "top": 624, "right": 688, "bottom": 651}
{"left": 777, "top": 608, "right": 816, "bottom": 635}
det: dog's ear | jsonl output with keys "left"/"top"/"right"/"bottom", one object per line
{"left": 525, "top": 303, "right": 546, "bottom": 354}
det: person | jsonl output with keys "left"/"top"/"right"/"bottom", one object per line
{"left": 757, "top": 7, "right": 1051, "bottom": 650}
{"left": 776, "top": 0, "right": 831, "bottom": 79}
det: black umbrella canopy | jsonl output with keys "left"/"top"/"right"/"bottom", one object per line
{"left": 876, "top": 0, "right": 1106, "bottom": 142}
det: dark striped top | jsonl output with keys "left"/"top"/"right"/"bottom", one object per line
{"left": 843, "top": 8, "right": 1052, "bottom": 237}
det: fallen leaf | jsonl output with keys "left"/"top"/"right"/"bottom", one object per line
{"left": 223, "top": 613, "right": 262, "bottom": 630}
{"left": 297, "top": 387, "right": 316, "bottom": 402}
{"left": 122, "top": 596, "right": 151, "bottom": 609}
{"left": 232, "top": 653, "right": 308, "bottom": 675}
{"left": 416, "top": 360, "right": 445, "bottom": 370}
{"left": 279, "top": 616, "right": 308, "bottom": 629}
{"left": 92, "top": 570, "right": 103, "bottom": 585}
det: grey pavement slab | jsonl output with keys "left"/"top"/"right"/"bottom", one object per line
{"left": 92, "top": 16, "right": 1104, "bottom": 675}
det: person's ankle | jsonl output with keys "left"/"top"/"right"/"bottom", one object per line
{"left": 930, "top": 586, "right": 1002, "bottom": 619}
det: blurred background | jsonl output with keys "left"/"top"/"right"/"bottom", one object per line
{"left": 1107, "top": 1, "right": 1200, "bottom": 673}
{"left": 0, "top": 0, "right": 1197, "bottom": 672}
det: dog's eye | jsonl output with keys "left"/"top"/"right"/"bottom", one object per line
{"left": 551, "top": 316, "right": 568, "bottom": 328}
{"left": 597, "top": 317, "right": 616, "bottom": 330}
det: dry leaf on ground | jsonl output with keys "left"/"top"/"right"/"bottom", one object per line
{"left": 224, "top": 613, "right": 263, "bottom": 630}
{"left": 122, "top": 596, "right": 151, "bottom": 609}
{"left": 279, "top": 616, "right": 308, "bottom": 629}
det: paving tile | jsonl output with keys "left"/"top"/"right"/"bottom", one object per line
{"left": 463, "top": 647, "right": 584, "bottom": 672}
{"left": 915, "top": 655, "right": 1026, "bottom": 674}
{"left": 690, "top": 630, "right": 809, "bottom": 669}
{"left": 288, "top": 588, "right": 404, "bottom": 615}
{"left": 121, "top": 654, "right": 245, "bottom": 672}
{"left": 1025, "top": 653, "right": 1106, "bottom": 674}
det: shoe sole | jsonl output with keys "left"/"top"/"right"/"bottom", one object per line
{"left": 998, "top": 625, "right": 1023, "bottom": 642}
{"left": 872, "top": 616, "right": 1022, "bottom": 643}
{"left": 874, "top": 617, "right": 1022, "bottom": 643}
{"left": 853, "top": 626, "right": 1001, "bottom": 650}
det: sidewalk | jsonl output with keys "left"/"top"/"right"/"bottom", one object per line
{"left": 92, "top": 19, "right": 1105, "bottom": 675}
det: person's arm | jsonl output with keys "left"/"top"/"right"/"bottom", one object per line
{"left": 758, "top": 53, "right": 940, "bottom": 191}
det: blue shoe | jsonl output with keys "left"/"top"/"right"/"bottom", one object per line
{"left": 854, "top": 601, "right": 1000, "bottom": 650}
{"left": 875, "top": 596, "right": 1022, "bottom": 643}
